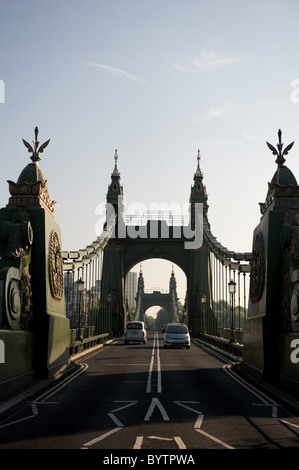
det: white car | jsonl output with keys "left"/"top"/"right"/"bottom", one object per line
{"left": 124, "top": 321, "right": 147, "bottom": 344}
{"left": 164, "top": 323, "right": 190, "bottom": 349}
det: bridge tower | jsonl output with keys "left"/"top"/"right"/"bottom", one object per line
{"left": 100, "top": 151, "right": 126, "bottom": 335}
{"left": 135, "top": 265, "right": 180, "bottom": 323}
{"left": 187, "top": 151, "right": 215, "bottom": 336}
{"left": 243, "top": 130, "right": 299, "bottom": 393}
{"left": 100, "top": 150, "right": 214, "bottom": 337}
{"left": 0, "top": 128, "right": 69, "bottom": 396}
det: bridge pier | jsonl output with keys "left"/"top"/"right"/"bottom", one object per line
{"left": 0, "top": 129, "right": 69, "bottom": 397}
{"left": 242, "top": 131, "right": 299, "bottom": 394}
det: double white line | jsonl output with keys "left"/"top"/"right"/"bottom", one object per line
{"left": 146, "top": 332, "right": 162, "bottom": 393}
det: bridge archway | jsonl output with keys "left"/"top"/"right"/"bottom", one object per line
{"left": 126, "top": 259, "right": 186, "bottom": 324}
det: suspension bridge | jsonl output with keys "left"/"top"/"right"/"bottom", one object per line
{"left": 0, "top": 128, "right": 299, "bottom": 403}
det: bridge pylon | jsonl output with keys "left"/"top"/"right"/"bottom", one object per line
{"left": 243, "top": 130, "right": 299, "bottom": 393}
{"left": 0, "top": 128, "right": 69, "bottom": 396}
{"left": 134, "top": 265, "right": 180, "bottom": 323}
{"left": 99, "top": 149, "right": 215, "bottom": 337}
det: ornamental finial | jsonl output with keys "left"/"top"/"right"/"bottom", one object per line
{"left": 195, "top": 149, "right": 202, "bottom": 176}
{"left": 22, "top": 126, "right": 50, "bottom": 163}
{"left": 112, "top": 149, "right": 120, "bottom": 176}
{"left": 266, "top": 129, "right": 294, "bottom": 167}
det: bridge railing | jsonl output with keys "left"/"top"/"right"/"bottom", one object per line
{"left": 201, "top": 221, "right": 252, "bottom": 353}
{"left": 62, "top": 226, "right": 114, "bottom": 354}
{"left": 124, "top": 211, "right": 190, "bottom": 226}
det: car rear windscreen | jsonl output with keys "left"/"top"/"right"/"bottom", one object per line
{"left": 127, "top": 323, "right": 142, "bottom": 329}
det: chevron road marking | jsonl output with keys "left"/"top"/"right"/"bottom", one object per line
{"left": 174, "top": 401, "right": 204, "bottom": 429}
{"left": 0, "top": 403, "right": 38, "bottom": 429}
{"left": 81, "top": 427, "right": 122, "bottom": 449}
{"left": 144, "top": 397, "right": 169, "bottom": 421}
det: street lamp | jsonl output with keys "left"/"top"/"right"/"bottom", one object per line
{"left": 228, "top": 279, "right": 236, "bottom": 344}
{"left": 77, "top": 278, "right": 85, "bottom": 341}
{"left": 201, "top": 294, "right": 206, "bottom": 334}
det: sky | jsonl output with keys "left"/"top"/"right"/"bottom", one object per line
{"left": 1, "top": 0, "right": 299, "bottom": 313}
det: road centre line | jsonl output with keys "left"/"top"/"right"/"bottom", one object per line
{"left": 146, "top": 332, "right": 162, "bottom": 393}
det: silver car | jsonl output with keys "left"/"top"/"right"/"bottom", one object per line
{"left": 124, "top": 321, "right": 147, "bottom": 344}
{"left": 164, "top": 323, "right": 190, "bottom": 349}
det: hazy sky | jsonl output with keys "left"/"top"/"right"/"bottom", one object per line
{"left": 1, "top": 0, "right": 299, "bottom": 309}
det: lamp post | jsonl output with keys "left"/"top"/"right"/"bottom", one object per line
{"left": 228, "top": 279, "right": 236, "bottom": 344}
{"left": 77, "top": 278, "right": 85, "bottom": 341}
{"left": 201, "top": 294, "right": 206, "bottom": 334}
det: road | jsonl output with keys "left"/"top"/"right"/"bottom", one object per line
{"left": 0, "top": 332, "right": 299, "bottom": 452}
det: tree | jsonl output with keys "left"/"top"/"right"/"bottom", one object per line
{"left": 155, "top": 308, "right": 169, "bottom": 331}
{"left": 144, "top": 315, "right": 155, "bottom": 332}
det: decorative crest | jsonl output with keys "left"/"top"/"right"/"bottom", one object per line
{"left": 22, "top": 126, "right": 50, "bottom": 163}
{"left": 266, "top": 129, "right": 294, "bottom": 166}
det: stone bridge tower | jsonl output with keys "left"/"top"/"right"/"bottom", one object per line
{"left": 0, "top": 128, "right": 69, "bottom": 396}
{"left": 135, "top": 265, "right": 180, "bottom": 323}
{"left": 243, "top": 130, "right": 299, "bottom": 394}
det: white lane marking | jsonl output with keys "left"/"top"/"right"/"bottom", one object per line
{"left": 0, "top": 403, "right": 39, "bottom": 429}
{"left": 174, "top": 401, "right": 204, "bottom": 429}
{"left": 223, "top": 364, "right": 277, "bottom": 406}
{"left": 174, "top": 436, "right": 187, "bottom": 449}
{"left": 31, "top": 403, "right": 38, "bottom": 415}
{"left": 134, "top": 435, "right": 187, "bottom": 449}
{"left": 133, "top": 436, "right": 143, "bottom": 449}
{"left": 110, "top": 401, "right": 138, "bottom": 413}
{"left": 174, "top": 401, "right": 233, "bottom": 448}
{"left": 107, "top": 413, "right": 123, "bottom": 427}
{"left": 252, "top": 403, "right": 280, "bottom": 418}
{"left": 146, "top": 332, "right": 161, "bottom": 393}
{"left": 157, "top": 334, "right": 162, "bottom": 393}
{"left": 144, "top": 398, "right": 169, "bottom": 421}
{"left": 108, "top": 401, "right": 138, "bottom": 427}
{"left": 146, "top": 344, "right": 155, "bottom": 393}
{"left": 195, "top": 428, "right": 235, "bottom": 449}
{"left": 81, "top": 427, "right": 122, "bottom": 448}
{"left": 278, "top": 419, "right": 299, "bottom": 429}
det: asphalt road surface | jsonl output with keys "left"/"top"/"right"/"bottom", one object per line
{"left": 0, "top": 332, "right": 299, "bottom": 453}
